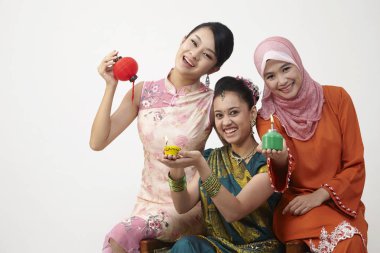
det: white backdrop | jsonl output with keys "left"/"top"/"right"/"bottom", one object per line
{"left": 1, "top": 0, "right": 379, "bottom": 252}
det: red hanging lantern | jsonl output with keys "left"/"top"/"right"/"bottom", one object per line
{"left": 113, "top": 56, "right": 139, "bottom": 101}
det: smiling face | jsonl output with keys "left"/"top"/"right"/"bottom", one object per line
{"left": 174, "top": 27, "right": 218, "bottom": 79}
{"left": 263, "top": 59, "right": 303, "bottom": 100}
{"left": 214, "top": 91, "right": 256, "bottom": 146}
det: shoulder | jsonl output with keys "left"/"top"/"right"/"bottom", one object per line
{"left": 248, "top": 152, "right": 268, "bottom": 175}
{"left": 141, "top": 78, "right": 165, "bottom": 89}
{"left": 253, "top": 152, "right": 267, "bottom": 167}
{"left": 257, "top": 115, "right": 277, "bottom": 138}
{"left": 203, "top": 146, "right": 227, "bottom": 160}
{"left": 139, "top": 78, "right": 166, "bottom": 104}
{"left": 323, "top": 85, "right": 352, "bottom": 101}
{"left": 203, "top": 148, "right": 214, "bottom": 160}
{"left": 257, "top": 115, "right": 270, "bottom": 126}
{"left": 323, "top": 85, "right": 354, "bottom": 112}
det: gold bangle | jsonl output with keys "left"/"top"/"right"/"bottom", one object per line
{"left": 201, "top": 173, "right": 221, "bottom": 198}
{"left": 168, "top": 172, "right": 186, "bottom": 192}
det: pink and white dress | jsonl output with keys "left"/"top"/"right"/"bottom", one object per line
{"left": 103, "top": 77, "right": 213, "bottom": 253}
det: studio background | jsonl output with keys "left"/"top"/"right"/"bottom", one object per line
{"left": 1, "top": 0, "right": 379, "bottom": 252}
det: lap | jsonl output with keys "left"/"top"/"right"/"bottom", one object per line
{"left": 170, "top": 235, "right": 216, "bottom": 253}
{"left": 131, "top": 200, "right": 204, "bottom": 240}
{"left": 103, "top": 216, "right": 157, "bottom": 253}
{"left": 333, "top": 235, "right": 367, "bottom": 253}
{"left": 307, "top": 234, "right": 367, "bottom": 253}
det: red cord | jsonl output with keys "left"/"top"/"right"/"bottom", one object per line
{"left": 132, "top": 81, "right": 135, "bottom": 103}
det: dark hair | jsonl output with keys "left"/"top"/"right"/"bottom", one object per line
{"left": 186, "top": 22, "right": 234, "bottom": 68}
{"left": 214, "top": 76, "right": 260, "bottom": 109}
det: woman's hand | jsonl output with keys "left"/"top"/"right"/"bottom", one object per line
{"left": 97, "top": 50, "right": 119, "bottom": 86}
{"left": 257, "top": 139, "right": 288, "bottom": 167}
{"left": 282, "top": 188, "right": 330, "bottom": 215}
{"left": 159, "top": 150, "right": 204, "bottom": 169}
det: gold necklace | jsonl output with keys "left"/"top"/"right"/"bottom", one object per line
{"left": 230, "top": 145, "right": 257, "bottom": 164}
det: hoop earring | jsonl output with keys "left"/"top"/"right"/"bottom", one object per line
{"left": 205, "top": 74, "right": 210, "bottom": 87}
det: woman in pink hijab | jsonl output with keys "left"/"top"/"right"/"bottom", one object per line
{"left": 254, "top": 36, "right": 368, "bottom": 253}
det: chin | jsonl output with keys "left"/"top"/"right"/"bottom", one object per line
{"left": 228, "top": 138, "right": 241, "bottom": 146}
{"left": 223, "top": 136, "right": 234, "bottom": 144}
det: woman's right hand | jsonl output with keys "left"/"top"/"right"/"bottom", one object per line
{"left": 257, "top": 139, "right": 288, "bottom": 168}
{"left": 97, "top": 50, "right": 119, "bottom": 87}
{"left": 159, "top": 150, "right": 204, "bottom": 169}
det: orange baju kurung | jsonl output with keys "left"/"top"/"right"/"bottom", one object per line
{"left": 257, "top": 85, "right": 368, "bottom": 253}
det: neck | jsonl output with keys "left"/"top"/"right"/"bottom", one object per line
{"left": 231, "top": 136, "right": 258, "bottom": 157}
{"left": 168, "top": 69, "right": 200, "bottom": 88}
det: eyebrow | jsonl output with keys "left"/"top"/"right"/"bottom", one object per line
{"left": 194, "top": 35, "right": 216, "bottom": 56}
{"left": 264, "top": 62, "right": 291, "bottom": 76}
{"left": 281, "top": 62, "right": 291, "bottom": 68}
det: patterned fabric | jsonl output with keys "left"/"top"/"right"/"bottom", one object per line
{"left": 132, "top": 77, "right": 213, "bottom": 240}
{"left": 309, "top": 220, "right": 365, "bottom": 253}
{"left": 103, "top": 77, "right": 214, "bottom": 253}
{"left": 254, "top": 36, "right": 324, "bottom": 141}
{"left": 257, "top": 86, "right": 368, "bottom": 251}
{"left": 194, "top": 146, "right": 283, "bottom": 253}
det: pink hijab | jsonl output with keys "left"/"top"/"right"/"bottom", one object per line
{"left": 254, "top": 36, "right": 324, "bottom": 141}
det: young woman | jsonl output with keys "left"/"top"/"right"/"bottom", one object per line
{"left": 90, "top": 22, "right": 234, "bottom": 253}
{"left": 254, "top": 36, "right": 368, "bottom": 252}
{"left": 160, "top": 76, "right": 284, "bottom": 253}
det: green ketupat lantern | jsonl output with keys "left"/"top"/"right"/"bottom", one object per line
{"left": 262, "top": 114, "right": 283, "bottom": 151}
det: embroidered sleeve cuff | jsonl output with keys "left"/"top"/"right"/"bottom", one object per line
{"left": 267, "top": 148, "right": 294, "bottom": 193}
{"left": 322, "top": 183, "right": 357, "bottom": 218}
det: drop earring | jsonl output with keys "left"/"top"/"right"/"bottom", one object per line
{"left": 205, "top": 74, "right": 210, "bottom": 87}
{"left": 251, "top": 119, "right": 256, "bottom": 136}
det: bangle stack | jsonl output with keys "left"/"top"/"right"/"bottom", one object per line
{"left": 201, "top": 173, "right": 221, "bottom": 198}
{"left": 168, "top": 172, "right": 187, "bottom": 192}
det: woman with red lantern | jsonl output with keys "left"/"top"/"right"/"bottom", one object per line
{"left": 90, "top": 22, "right": 234, "bottom": 253}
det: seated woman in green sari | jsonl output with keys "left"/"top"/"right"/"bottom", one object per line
{"left": 159, "top": 76, "right": 285, "bottom": 253}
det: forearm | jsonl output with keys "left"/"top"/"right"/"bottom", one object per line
{"left": 171, "top": 191, "right": 197, "bottom": 214}
{"left": 210, "top": 187, "right": 244, "bottom": 222}
{"left": 90, "top": 85, "right": 117, "bottom": 150}
{"left": 314, "top": 187, "right": 330, "bottom": 203}
{"left": 169, "top": 168, "right": 199, "bottom": 214}
{"left": 197, "top": 160, "right": 245, "bottom": 222}
{"left": 210, "top": 173, "right": 273, "bottom": 222}
{"left": 270, "top": 150, "right": 288, "bottom": 168}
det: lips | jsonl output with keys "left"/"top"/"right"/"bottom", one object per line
{"left": 223, "top": 127, "right": 237, "bottom": 136}
{"left": 279, "top": 82, "right": 294, "bottom": 93}
{"left": 183, "top": 56, "right": 195, "bottom": 67}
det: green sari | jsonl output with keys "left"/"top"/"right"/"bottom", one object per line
{"left": 197, "top": 146, "right": 283, "bottom": 253}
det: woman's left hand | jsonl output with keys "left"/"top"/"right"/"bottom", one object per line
{"left": 158, "top": 150, "right": 204, "bottom": 169}
{"left": 282, "top": 188, "right": 330, "bottom": 215}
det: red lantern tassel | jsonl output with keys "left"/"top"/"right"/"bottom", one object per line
{"left": 132, "top": 81, "right": 135, "bottom": 103}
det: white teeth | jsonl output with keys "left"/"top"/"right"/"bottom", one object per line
{"left": 280, "top": 84, "right": 292, "bottom": 92}
{"left": 224, "top": 128, "right": 236, "bottom": 134}
{"left": 183, "top": 56, "right": 194, "bottom": 67}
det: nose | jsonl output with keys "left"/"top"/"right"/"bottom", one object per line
{"left": 190, "top": 48, "right": 202, "bottom": 61}
{"left": 222, "top": 116, "right": 232, "bottom": 126}
{"left": 278, "top": 74, "right": 287, "bottom": 85}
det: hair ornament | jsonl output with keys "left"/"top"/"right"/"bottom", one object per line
{"left": 235, "top": 76, "right": 260, "bottom": 104}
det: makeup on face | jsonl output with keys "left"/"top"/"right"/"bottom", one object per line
{"left": 263, "top": 60, "right": 303, "bottom": 100}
